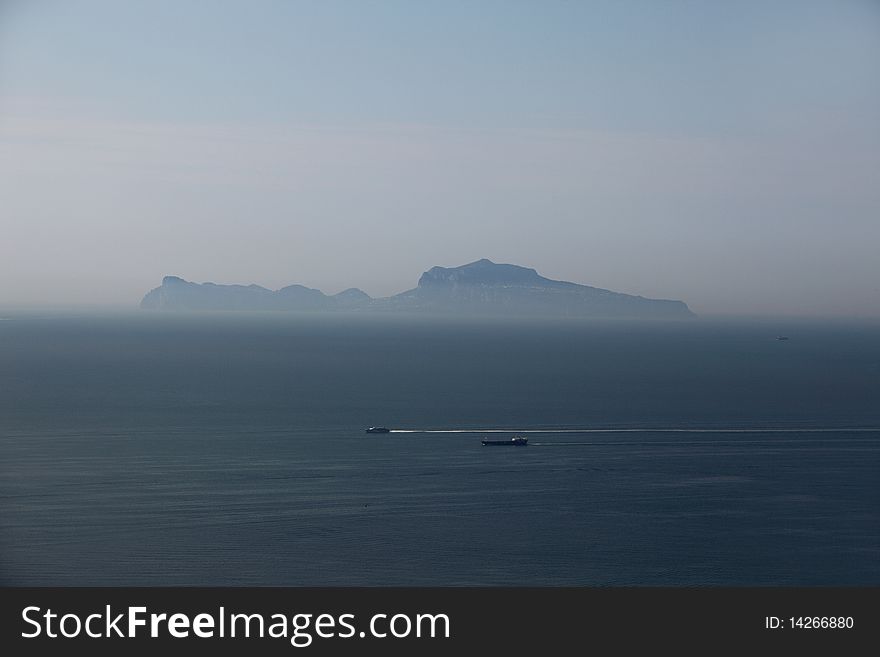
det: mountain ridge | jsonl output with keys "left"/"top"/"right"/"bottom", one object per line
{"left": 140, "top": 259, "right": 694, "bottom": 318}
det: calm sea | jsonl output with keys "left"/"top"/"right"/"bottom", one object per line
{"left": 1, "top": 312, "right": 878, "bottom": 585}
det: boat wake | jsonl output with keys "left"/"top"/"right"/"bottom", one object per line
{"left": 390, "top": 427, "right": 880, "bottom": 434}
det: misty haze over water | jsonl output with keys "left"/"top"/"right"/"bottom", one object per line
{"left": 1, "top": 1, "right": 878, "bottom": 591}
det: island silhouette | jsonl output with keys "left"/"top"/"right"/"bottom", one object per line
{"left": 141, "top": 259, "right": 694, "bottom": 318}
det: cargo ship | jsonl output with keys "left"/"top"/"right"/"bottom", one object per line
{"left": 482, "top": 436, "right": 528, "bottom": 446}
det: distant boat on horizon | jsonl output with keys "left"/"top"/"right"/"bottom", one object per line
{"left": 482, "top": 435, "right": 528, "bottom": 446}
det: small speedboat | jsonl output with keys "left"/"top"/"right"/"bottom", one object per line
{"left": 366, "top": 427, "right": 391, "bottom": 434}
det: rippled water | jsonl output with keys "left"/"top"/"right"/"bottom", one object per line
{"left": 1, "top": 312, "right": 878, "bottom": 584}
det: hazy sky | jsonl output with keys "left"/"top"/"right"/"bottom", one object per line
{"left": 1, "top": 0, "right": 878, "bottom": 315}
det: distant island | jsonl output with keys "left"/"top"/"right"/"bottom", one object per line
{"left": 140, "top": 259, "right": 694, "bottom": 318}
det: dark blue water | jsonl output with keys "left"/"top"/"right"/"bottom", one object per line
{"left": 1, "top": 312, "right": 878, "bottom": 585}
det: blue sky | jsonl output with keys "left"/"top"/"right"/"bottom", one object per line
{"left": 1, "top": 0, "right": 879, "bottom": 314}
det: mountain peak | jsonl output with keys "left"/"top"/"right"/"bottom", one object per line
{"left": 418, "top": 259, "right": 544, "bottom": 288}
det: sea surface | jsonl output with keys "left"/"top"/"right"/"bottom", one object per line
{"left": 0, "top": 311, "right": 878, "bottom": 585}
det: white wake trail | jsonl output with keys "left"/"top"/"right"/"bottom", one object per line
{"left": 390, "top": 428, "right": 880, "bottom": 434}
